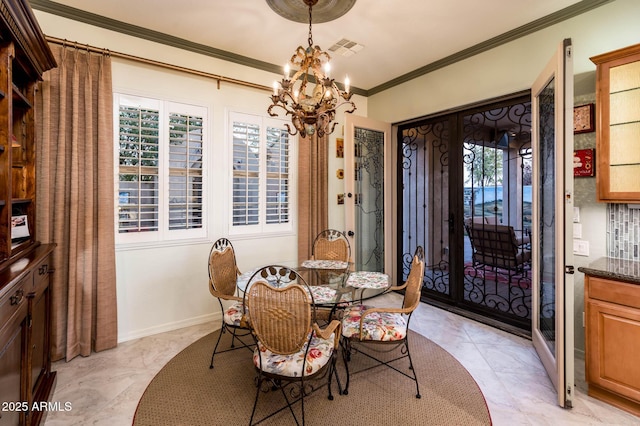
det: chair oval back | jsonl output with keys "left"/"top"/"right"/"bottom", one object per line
{"left": 313, "top": 229, "right": 350, "bottom": 262}
{"left": 403, "top": 247, "right": 425, "bottom": 311}
{"left": 247, "top": 281, "right": 312, "bottom": 355}
{"left": 208, "top": 238, "right": 239, "bottom": 297}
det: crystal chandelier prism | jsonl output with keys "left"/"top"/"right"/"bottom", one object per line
{"left": 268, "top": 0, "right": 356, "bottom": 139}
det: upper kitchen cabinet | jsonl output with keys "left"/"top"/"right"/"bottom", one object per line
{"left": 591, "top": 43, "right": 640, "bottom": 203}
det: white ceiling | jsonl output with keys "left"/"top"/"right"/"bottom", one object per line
{"left": 41, "top": 0, "right": 591, "bottom": 92}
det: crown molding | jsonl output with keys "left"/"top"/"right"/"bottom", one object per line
{"left": 367, "top": 0, "right": 614, "bottom": 95}
{"left": 31, "top": 0, "right": 613, "bottom": 97}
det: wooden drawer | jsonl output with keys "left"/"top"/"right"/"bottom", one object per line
{"left": 0, "top": 272, "right": 31, "bottom": 334}
{"left": 586, "top": 276, "right": 640, "bottom": 309}
{"left": 32, "top": 257, "right": 51, "bottom": 295}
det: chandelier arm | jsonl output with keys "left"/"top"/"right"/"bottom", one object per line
{"left": 267, "top": 102, "right": 286, "bottom": 116}
{"left": 289, "top": 68, "right": 307, "bottom": 85}
{"left": 336, "top": 101, "right": 357, "bottom": 115}
{"left": 284, "top": 123, "right": 298, "bottom": 137}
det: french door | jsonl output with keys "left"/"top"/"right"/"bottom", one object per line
{"left": 343, "top": 39, "right": 574, "bottom": 409}
{"left": 531, "top": 38, "right": 575, "bottom": 408}
{"left": 344, "top": 115, "right": 393, "bottom": 278}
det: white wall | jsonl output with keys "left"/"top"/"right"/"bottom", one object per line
{"left": 34, "top": 0, "right": 638, "bottom": 344}
{"left": 367, "top": 0, "right": 640, "bottom": 123}
{"left": 34, "top": 10, "right": 366, "bottom": 341}
{"left": 366, "top": 0, "right": 639, "bottom": 354}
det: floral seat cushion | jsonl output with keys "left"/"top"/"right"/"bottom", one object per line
{"left": 253, "top": 333, "right": 335, "bottom": 377}
{"left": 301, "top": 259, "right": 349, "bottom": 270}
{"left": 346, "top": 271, "right": 389, "bottom": 289}
{"left": 307, "top": 286, "right": 337, "bottom": 304}
{"left": 223, "top": 301, "right": 246, "bottom": 327}
{"left": 342, "top": 304, "right": 407, "bottom": 341}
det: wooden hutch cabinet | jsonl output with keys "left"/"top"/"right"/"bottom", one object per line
{"left": 0, "top": 1, "right": 57, "bottom": 425}
{"left": 591, "top": 43, "right": 640, "bottom": 203}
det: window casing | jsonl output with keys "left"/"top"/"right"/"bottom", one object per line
{"left": 230, "top": 112, "right": 294, "bottom": 236}
{"left": 115, "top": 94, "right": 207, "bottom": 244}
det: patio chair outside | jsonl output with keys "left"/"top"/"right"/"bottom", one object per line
{"left": 464, "top": 222, "right": 531, "bottom": 276}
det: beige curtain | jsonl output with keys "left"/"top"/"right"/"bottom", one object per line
{"left": 36, "top": 44, "right": 118, "bottom": 362}
{"left": 298, "top": 135, "right": 329, "bottom": 263}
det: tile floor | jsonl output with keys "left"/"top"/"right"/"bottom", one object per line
{"left": 44, "top": 293, "right": 639, "bottom": 425}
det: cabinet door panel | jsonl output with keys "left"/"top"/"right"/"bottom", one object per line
{"left": 609, "top": 122, "right": 640, "bottom": 165}
{"left": 610, "top": 166, "right": 640, "bottom": 192}
{"left": 592, "top": 43, "right": 640, "bottom": 202}
{"left": 0, "top": 320, "right": 26, "bottom": 426}
{"left": 610, "top": 60, "right": 640, "bottom": 91}
{"left": 610, "top": 89, "right": 640, "bottom": 124}
{"left": 29, "top": 289, "right": 47, "bottom": 394}
{"left": 587, "top": 299, "right": 640, "bottom": 401}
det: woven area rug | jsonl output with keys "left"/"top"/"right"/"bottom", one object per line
{"left": 134, "top": 329, "right": 492, "bottom": 425}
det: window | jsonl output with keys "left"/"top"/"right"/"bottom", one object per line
{"left": 230, "top": 112, "right": 294, "bottom": 235}
{"left": 115, "top": 94, "right": 207, "bottom": 243}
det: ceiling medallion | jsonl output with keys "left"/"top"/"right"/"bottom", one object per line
{"left": 265, "top": 0, "right": 356, "bottom": 24}
{"left": 267, "top": 0, "right": 356, "bottom": 139}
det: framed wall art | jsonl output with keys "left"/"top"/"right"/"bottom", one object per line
{"left": 574, "top": 148, "right": 595, "bottom": 177}
{"left": 573, "top": 103, "right": 595, "bottom": 134}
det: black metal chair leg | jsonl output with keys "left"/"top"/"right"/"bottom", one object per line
{"left": 340, "top": 337, "right": 351, "bottom": 395}
{"left": 327, "top": 357, "right": 335, "bottom": 401}
{"left": 249, "top": 374, "right": 262, "bottom": 425}
{"left": 404, "top": 340, "right": 421, "bottom": 399}
{"left": 209, "top": 324, "right": 226, "bottom": 369}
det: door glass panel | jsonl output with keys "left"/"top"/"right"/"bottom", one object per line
{"left": 461, "top": 103, "right": 533, "bottom": 329}
{"left": 537, "top": 78, "right": 557, "bottom": 354}
{"left": 400, "top": 119, "right": 450, "bottom": 292}
{"left": 399, "top": 97, "right": 533, "bottom": 332}
{"left": 354, "top": 127, "right": 385, "bottom": 272}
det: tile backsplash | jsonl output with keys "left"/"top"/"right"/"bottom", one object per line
{"left": 608, "top": 203, "right": 640, "bottom": 260}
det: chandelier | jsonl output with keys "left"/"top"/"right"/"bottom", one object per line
{"left": 268, "top": 0, "right": 356, "bottom": 139}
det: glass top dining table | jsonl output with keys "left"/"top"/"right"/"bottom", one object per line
{"left": 236, "top": 260, "right": 391, "bottom": 308}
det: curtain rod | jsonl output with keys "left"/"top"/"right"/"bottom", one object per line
{"left": 45, "top": 36, "right": 271, "bottom": 92}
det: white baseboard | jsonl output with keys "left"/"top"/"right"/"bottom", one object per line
{"left": 117, "top": 312, "right": 222, "bottom": 343}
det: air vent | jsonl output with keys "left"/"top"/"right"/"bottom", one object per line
{"left": 328, "top": 38, "right": 364, "bottom": 57}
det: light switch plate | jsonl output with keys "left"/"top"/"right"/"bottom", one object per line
{"left": 573, "top": 239, "right": 590, "bottom": 256}
{"left": 573, "top": 223, "right": 582, "bottom": 239}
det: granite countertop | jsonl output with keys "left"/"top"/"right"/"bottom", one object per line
{"left": 578, "top": 257, "right": 640, "bottom": 284}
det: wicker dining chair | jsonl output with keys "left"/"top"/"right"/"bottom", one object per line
{"left": 308, "top": 229, "right": 352, "bottom": 321}
{"left": 312, "top": 229, "right": 351, "bottom": 263}
{"left": 244, "top": 265, "right": 342, "bottom": 426}
{"left": 340, "top": 246, "right": 426, "bottom": 398}
{"left": 207, "top": 238, "right": 253, "bottom": 369}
